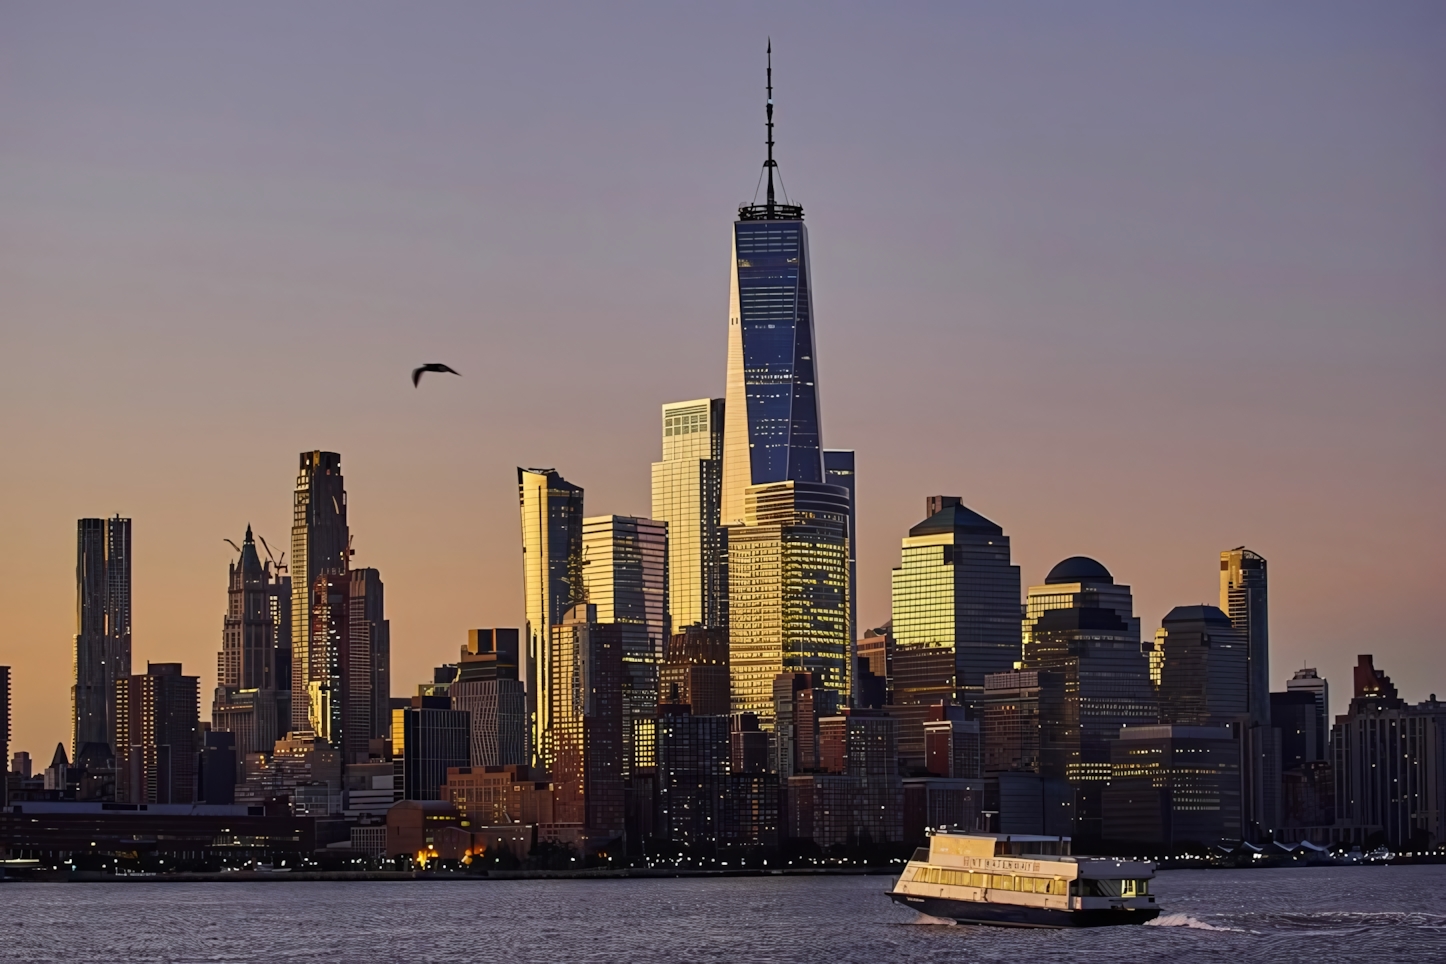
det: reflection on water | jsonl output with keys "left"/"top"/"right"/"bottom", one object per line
{"left": 2, "top": 864, "right": 1443, "bottom": 963}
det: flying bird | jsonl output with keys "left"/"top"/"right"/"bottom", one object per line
{"left": 412, "top": 363, "right": 461, "bottom": 387}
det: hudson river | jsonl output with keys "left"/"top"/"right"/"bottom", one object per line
{"left": 3, "top": 864, "right": 1443, "bottom": 962}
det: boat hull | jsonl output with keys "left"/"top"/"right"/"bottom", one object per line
{"left": 889, "top": 891, "right": 1160, "bottom": 928}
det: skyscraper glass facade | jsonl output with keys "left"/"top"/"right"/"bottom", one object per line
{"left": 652, "top": 399, "right": 726, "bottom": 632}
{"left": 73, "top": 515, "right": 131, "bottom": 756}
{"left": 290, "top": 451, "right": 349, "bottom": 733}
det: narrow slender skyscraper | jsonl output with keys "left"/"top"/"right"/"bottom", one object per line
{"left": 1220, "top": 546, "right": 1279, "bottom": 840}
{"left": 722, "top": 44, "right": 824, "bottom": 526}
{"left": 290, "top": 452, "right": 349, "bottom": 733}
{"left": 73, "top": 515, "right": 131, "bottom": 756}
{"left": 518, "top": 467, "right": 584, "bottom": 766}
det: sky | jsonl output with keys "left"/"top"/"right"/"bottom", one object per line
{"left": 2, "top": 2, "right": 1442, "bottom": 760}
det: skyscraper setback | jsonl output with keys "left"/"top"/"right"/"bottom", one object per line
{"left": 652, "top": 398, "right": 726, "bottom": 632}
{"left": 73, "top": 515, "right": 132, "bottom": 756}
{"left": 290, "top": 452, "right": 349, "bottom": 733}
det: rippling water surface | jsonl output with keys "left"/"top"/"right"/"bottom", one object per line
{"left": 2, "top": 864, "right": 1443, "bottom": 962}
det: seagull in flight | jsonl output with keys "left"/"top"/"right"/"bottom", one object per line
{"left": 412, "top": 363, "right": 461, "bottom": 387}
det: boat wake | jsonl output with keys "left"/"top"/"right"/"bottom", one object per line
{"left": 1145, "top": 913, "right": 1241, "bottom": 932}
{"left": 909, "top": 913, "right": 958, "bottom": 926}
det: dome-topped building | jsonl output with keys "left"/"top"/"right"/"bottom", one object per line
{"left": 1044, "top": 556, "right": 1113, "bottom": 585}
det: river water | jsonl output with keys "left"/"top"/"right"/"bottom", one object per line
{"left": 2, "top": 864, "right": 1443, "bottom": 962}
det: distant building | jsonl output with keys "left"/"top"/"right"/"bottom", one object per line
{"left": 728, "top": 481, "right": 851, "bottom": 724}
{"left": 981, "top": 670, "right": 1052, "bottom": 776}
{"left": 890, "top": 497, "right": 1021, "bottom": 766}
{"left": 307, "top": 572, "right": 373, "bottom": 763}
{"left": 212, "top": 527, "right": 287, "bottom": 764}
{"left": 723, "top": 772, "right": 781, "bottom": 850}
{"left": 0, "top": 666, "right": 8, "bottom": 807}
{"left": 1220, "top": 547, "right": 1280, "bottom": 842}
{"left": 661, "top": 625, "right": 730, "bottom": 717}
{"left": 1103, "top": 724, "right": 1242, "bottom": 847}
{"left": 74, "top": 515, "right": 132, "bottom": 757}
{"left": 581, "top": 514, "right": 668, "bottom": 776}
{"left": 1333, "top": 655, "right": 1446, "bottom": 850}
{"left": 449, "top": 629, "right": 528, "bottom": 768}
{"left": 788, "top": 708, "right": 904, "bottom": 848}
{"left": 1157, "top": 605, "right": 1248, "bottom": 726}
{"left": 823, "top": 449, "right": 857, "bottom": 653}
{"left": 1286, "top": 668, "right": 1329, "bottom": 743}
{"left": 1272, "top": 689, "right": 1329, "bottom": 770}
{"left": 729, "top": 713, "right": 769, "bottom": 774}
{"left": 547, "top": 604, "right": 625, "bottom": 848}
{"left": 1022, "top": 556, "right": 1140, "bottom": 654}
{"left": 290, "top": 451, "right": 350, "bottom": 734}
{"left": 349, "top": 568, "right": 390, "bottom": 743}
{"left": 771, "top": 672, "right": 830, "bottom": 778}
{"left": 115, "top": 663, "right": 200, "bottom": 805}
{"left": 396, "top": 696, "right": 470, "bottom": 802}
{"left": 655, "top": 703, "right": 730, "bottom": 846}
{"left": 198, "top": 731, "right": 237, "bottom": 805}
{"left": 518, "top": 467, "right": 584, "bottom": 767}
{"left": 903, "top": 777, "right": 984, "bottom": 842}
{"left": 856, "top": 624, "right": 893, "bottom": 695}
{"left": 923, "top": 707, "right": 980, "bottom": 780}
{"left": 652, "top": 398, "right": 727, "bottom": 633}
{"left": 444, "top": 763, "right": 554, "bottom": 826}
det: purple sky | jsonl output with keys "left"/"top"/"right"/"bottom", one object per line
{"left": 2, "top": 2, "right": 1443, "bottom": 757}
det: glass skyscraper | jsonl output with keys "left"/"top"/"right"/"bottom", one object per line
{"left": 651, "top": 398, "right": 726, "bottom": 631}
{"left": 518, "top": 467, "right": 584, "bottom": 767}
{"left": 580, "top": 514, "right": 668, "bottom": 775}
{"left": 290, "top": 451, "right": 349, "bottom": 734}
{"left": 74, "top": 515, "right": 131, "bottom": 756}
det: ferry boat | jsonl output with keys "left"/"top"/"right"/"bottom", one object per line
{"left": 888, "top": 832, "right": 1161, "bottom": 928}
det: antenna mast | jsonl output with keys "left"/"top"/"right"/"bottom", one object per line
{"left": 765, "top": 40, "right": 776, "bottom": 215}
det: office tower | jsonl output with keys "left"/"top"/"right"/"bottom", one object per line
{"left": 348, "top": 568, "right": 390, "bottom": 742}
{"left": 823, "top": 450, "right": 857, "bottom": 654}
{"left": 290, "top": 452, "right": 349, "bottom": 733}
{"left": 518, "top": 467, "right": 584, "bottom": 764}
{"left": 199, "top": 731, "right": 237, "bottom": 805}
{"left": 1023, "top": 557, "right": 1141, "bottom": 653}
{"left": 1220, "top": 547, "right": 1279, "bottom": 840}
{"left": 1021, "top": 565, "right": 1157, "bottom": 837}
{"left": 856, "top": 624, "right": 893, "bottom": 697}
{"left": 73, "top": 516, "right": 132, "bottom": 756}
{"left": 1272, "top": 689, "right": 1329, "bottom": 770}
{"left": 981, "top": 670, "right": 1048, "bottom": 775}
{"left": 661, "top": 625, "right": 730, "bottom": 717}
{"left": 450, "top": 629, "right": 529, "bottom": 767}
{"left": 655, "top": 703, "right": 731, "bottom": 846}
{"left": 547, "top": 604, "right": 625, "bottom": 846}
{"left": 1156, "top": 605, "right": 1248, "bottom": 726}
{"left": 729, "top": 481, "right": 851, "bottom": 724}
{"left": 212, "top": 527, "right": 286, "bottom": 763}
{"left": 721, "top": 49, "right": 824, "bottom": 528}
{"left": 0, "top": 666, "right": 8, "bottom": 807}
{"left": 652, "top": 398, "right": 727, "bottom": 632}
{"left": 1103, "top": 725, "right": 1242, "bottom": 846}
{"left": 581, "top": 514, "right": 668, "bottom": 775}
{"left": 890, "top": 497, "right": 1021, "bottom": 765}
{"left": 729, "top": 712, "right": 769, "bottom": 774}
{"left": 395, "top": 695, "right": 470, "bottom": 801}
{"left": 1333, "top": 656, "right": 1446, "bottom": 850}
{"left": 115, "top": 663, "right": 199, "bottom": 805}
{"left": 1287, "top": 668, "right": 1329, "bottom": 737}
{"left": 305, "top": 573, "right": 372, "bottom": 763}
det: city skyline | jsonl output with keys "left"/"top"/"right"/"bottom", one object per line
{"left": 3, "top": 4, "right": 1443, "bottom": 760}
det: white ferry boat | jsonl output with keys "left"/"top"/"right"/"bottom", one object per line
{"left": 888, "top": 832, "right": 1161, "bottom": 928}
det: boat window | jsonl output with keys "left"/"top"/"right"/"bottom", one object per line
{"left": 1074, "top": 878, "right": 1150, "bottom": 897}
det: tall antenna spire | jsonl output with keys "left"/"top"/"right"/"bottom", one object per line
{"left": 765, "top": 39, "right": 776, "bottom": 214}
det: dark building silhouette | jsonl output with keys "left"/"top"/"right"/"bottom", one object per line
{"left": 823, "top": 449, "right": 857, "bottom": 651}
{"left": 1157, "top": 605, "right": 1248, "bottom": 726}
{"left": 856, "top": 624, "right": 893, "bottom": 696}
{"left": 723, "top": 772, "right": 781, "bottom": 849}
{"left": 655, "top": 702, "right": 730, "bottom": 846}
{"left": 0, "top": 665, "right": 8, "bottom": 807}
{"left": 116, "top": 663, "right": 199, "bottom": 805}
{"left": 398, "top": 695, "right": 470, "bottom": 801}
{"left": 661, "top": 625, "right": 730, "bottom": 717}
{"left": 349, "top": 568, "right": 390, "bottom": 744}
{"left": 1103, "top": 724, "right": 1242, "bottom": 847}
{"left": 923, "top": 704, "right": 980, "bottom": 779}
{"left": 1333, "top": 655, "right": 1446, "bottom": 850}
{"left": 290, "top": 452, "right": 350, "bottom": 734}
{"left": 547, "top": 604, "right": 625, "bottom": 849}
{"left": 450, "top": 629, "right": 528, "bottom": 767}
{"left": 212, "top": 527, "right": 288, "bottom": 765}
{"left": 74, "top": 516, "right": 132, "bottom": 757}
{"left": 1220, "top": 547, "right": 1280, "bottom": 841}
{"left": 890, "top": 497, "right": 1021, "bottom": 767}
{"left": 729, "top": 712, "right": 769, "bottom": 774}
{"left": 199, "top": 730, "right": 237, "bottom": 805}
{"left": 1273, "top": 689, "right": 1329, "bottom": 770}
{"left": 772, "top": 671, "right": 829, "bottom": 777}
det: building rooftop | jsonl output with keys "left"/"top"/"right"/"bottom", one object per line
{"left": 909, "top": 503, "right": 1003, "bottom": 538}
{"left": 1044, "top": 556, "right": 1113, "bottom": 585}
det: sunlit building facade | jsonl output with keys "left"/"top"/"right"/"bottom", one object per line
{"left": 823, "top": 450, "right": 858, "bottom": 653}
{"left": 727, "top": 481, "right": 851, "bottom": 726}
{"left": 581, "top": 514, "right": 668, "bottom": 775}
{"left": 518, "top": 467, "right": 584, "bottom": 766}
{"left": 1022, "top": 556, "right": 1140, "bottom": 653}
{"left": 547, "top": 604, "right": 625, "bottom": 847}
{"left": 290, "top": 452, "right": 349, "bottom": 733}
{"left": 652, "top": 398, "right": 727, "bottom": 632}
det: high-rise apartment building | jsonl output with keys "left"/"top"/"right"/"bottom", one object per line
{"left": 212, "top": 527, "right": 288, "bottom": 763}
{"left": 823, "top": 450, "right": 857, "bottom": 653}
{"left": 890, "top": 497, "right": 1021, "bottom": 764}
{"left": 660, "top": 625, "right": 730, "bottom": 717}
{"left": 655, "top": 703, "right": 731, "bottom": 846}
{"left": 115, "top": 663, "right": 200, "bottom": 805}
{"left": 290, "top": 452, "right": 349, "bottom": 733}
{"left": 547, "top": 604, "right": 625, "bottom": 847}
{"left": 349, "top": 568, "right": 390, "bottom": 743}
{"left": 74, "top": 516, "right": 132, "bottom": 756}
{"left": 581, "top": 514, "right": 668, "bottom": 776}
{"left": 721, "top": 51, "right": 824, "bottom": 528}
{"left": 518, "top": 467, "right": 584, "bottom": 764}
{"left": 396, "top": 695, "right": 470, "bottom": 802}
{"left": 728, "top": 481, "right": 851, "bottom": 725}
{"left": 652, "top": 399, "right": 727, "bottom": 632}
{"left": 305, "top": 573, "right": 372, "bottom": 763}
